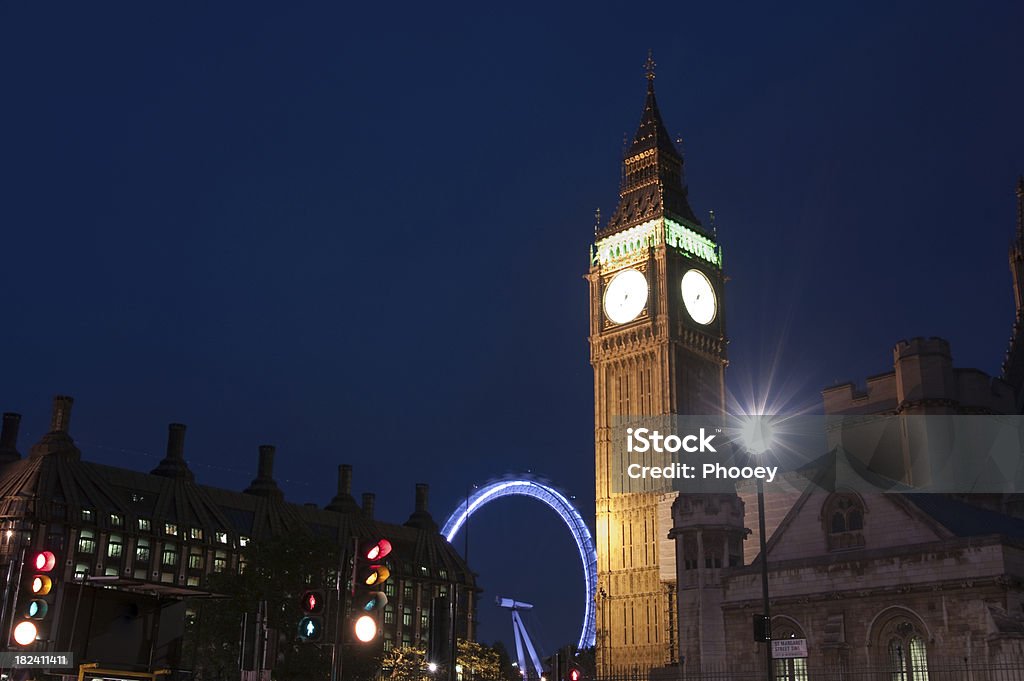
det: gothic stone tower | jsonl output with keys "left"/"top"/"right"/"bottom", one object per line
{"left": 588, "top": 59, "right": 728, "bottom": 673}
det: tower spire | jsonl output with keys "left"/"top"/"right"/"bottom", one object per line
{"left": 644, "top": 49, "right": 656, "bottom": 92}
{"left": 600, "top": 55, "right": 701, "bottom": 236}
{"left": 1016, "top": 175, "right": 1023, "bottom": 241}
{"left": 1010, "top": 177, "right": 1024, "bottom": 315}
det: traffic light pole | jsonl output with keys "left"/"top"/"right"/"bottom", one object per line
{"left": 330, "top": 537, "right": 355, "bottom": 681}
{"left": 448, "top": 584, "right": 458, "bottom": 681}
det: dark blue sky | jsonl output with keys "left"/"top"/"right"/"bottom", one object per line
{"left": 2, "top": 0, "right": 1023, "bottom": 655}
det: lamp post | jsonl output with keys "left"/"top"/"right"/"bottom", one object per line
{"left": 742, "top": 416, "right": 775, "bottom": 681}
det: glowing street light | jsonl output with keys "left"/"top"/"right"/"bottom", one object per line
{"left": 741, "top": 414, "right": 776, "bottom": 681}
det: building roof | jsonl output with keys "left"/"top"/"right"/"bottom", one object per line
{"left": 905, "top": 493, "right": 1024, "bottom": 539}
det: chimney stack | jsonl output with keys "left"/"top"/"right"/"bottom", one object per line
{"left": 151, "top": 423, "right": 195, "bottom": 481}
{"left": 326, "top": 463, "right": 360, "bottom": 513}
{"left": 362, "top": 492, "right": 375, "bottom": 519}
{"left": 243, "top": 445, "right": 284, "bottom": 501}
{"left": 49, "top": 395, "right": 73, "bottom": 433}
{"left": 258, "top": 445, "right": 275, "bottom": 479}
{"left": 405, "top": 482, "right": 437, "bottom": 531}
{"left": 30, "top": 395, "right": 81, "bottom": 459}
{"left": 0, "top": 413, "right": 22, "bottom": 464}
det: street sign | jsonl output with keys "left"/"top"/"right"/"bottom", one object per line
{"left": 772, "top": 638, "right": 808, "bottom": 659}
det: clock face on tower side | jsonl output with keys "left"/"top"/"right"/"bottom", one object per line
{"left": 603, "top": 268, "right": 649, "bottom": 324}
{"left": 681, "top": 268, "right": 717, "bottom": 325}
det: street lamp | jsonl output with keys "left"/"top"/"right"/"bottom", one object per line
{"left": 741, "top": 415, "right": 775, "bottom": 681}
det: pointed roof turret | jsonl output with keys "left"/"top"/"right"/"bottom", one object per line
{"left": 627, "top": 51, "right": 682, "bottom": 161}
{"left": 601, "top": 53, "right": 701, "bottom": 236}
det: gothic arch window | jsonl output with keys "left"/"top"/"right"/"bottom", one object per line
{"left": 772, "top": 619, "right": 809, "bottom": 681}
{"left": 872, "top": 610, "right": 930, "bottom": 681}
{"left": 822, "top": 491, "right": 866, "bottom": 551}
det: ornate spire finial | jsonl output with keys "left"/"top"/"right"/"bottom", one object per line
{"left": 594, "top": 207, "right": 602, "bottom": 235}
{"left": 644, "top": 50, "right": 656, "bottom": 87}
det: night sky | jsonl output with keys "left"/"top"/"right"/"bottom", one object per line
{"left": 2, "top": 0, "right": 1023, "bottom": 656}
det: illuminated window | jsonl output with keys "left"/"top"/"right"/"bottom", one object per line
{"left": 882, "top": 621, "right": 930, "bottom": 681}
{"left": 107, "top": 535, "right": 123, "bottom": 559}
{"left": 771, "top": 624, "right": 809, "bottom": 681}
{"left": 403, "top": 583, "right": 413, "bottom": 601}
{"left": 164, "top": 523, "right": 178, "bottom": 537}
{"left": 239, "top": 536, "right": 250, "bottom": 547}
{"left": 384, "top": 582, "right": 396, "bottom": 597}
{"left": 188, "top": 550, "right": 204, "bottom": 570}
{"left": 81, "top": 509, "right": 95, "bottom": 523}
{"left": 215, "top": 532, "right": 228, "bottom": 544}
{"left": 190, "top": 528, "right": 203, "bottom": 541}
{"left": 110, "top": 513, "right": 123, "bottom": 528}
{"left": 402, "top": 607, "right": 412, "bottom": 627}
{"left": 384, "top": 605, "right": 395, "bottom": 624}
{"left": 77, "top": 530, "right": 96, "bottom": 554}
{"left": 213, "top": 551, "right": 228, "bottom": 573}
{"left": 138, "top": 518, "right": 151, "bottom": 532}
{"left": 136, "top": 538, "right": 151, "bottom": 564}
{"left": 162, "top": 545, "right": 179, "bottom": 566}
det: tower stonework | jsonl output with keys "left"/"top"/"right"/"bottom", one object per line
{"left": 588, "top": 62, "right": 728, "bottom": 674}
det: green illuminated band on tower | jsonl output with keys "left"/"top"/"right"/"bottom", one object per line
{"left": 592, "top": 218, "right": 721, "bottom": 268}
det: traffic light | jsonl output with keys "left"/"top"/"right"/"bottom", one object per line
{"left": 351, "top": 537, "right": 391, "bottom": 643}
{"left": 568, "top": 667, "right": 581, "bottom": 681}
{"left": 296, "top": 588, "right": 325, "bottom": 643}
{"left": 753, "top": 614, "right": 771, "bottom": 642}
{"left": 12, "top": 549, "right": 59, "bottom": 646}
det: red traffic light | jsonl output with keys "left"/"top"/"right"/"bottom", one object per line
{"left": 33, "top": 551, "right": 56, "bottom": 572}
{"left": 300, "top": 589, "right": 325, "bottom": 615}
{"left": 363, "top": 538, "right": 392, "bottom": 562}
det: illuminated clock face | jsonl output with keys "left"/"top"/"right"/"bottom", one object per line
{"left": 603, "top": 269, "right": 649, "bottom": 324}
{"left": 681, "top": 269, "right": 717, "bottom": 325}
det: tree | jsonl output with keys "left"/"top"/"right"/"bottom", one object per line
{"left": 381, "top": 645, "right": 429, "bottom": 681}
{"left": 456, "top": 639, "right": 502, "bottom": 680}
{"left": 183, "top": 531, "right": 380, "bottom": 681}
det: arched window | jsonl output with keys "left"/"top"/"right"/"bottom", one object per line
{"left": 771, "top": 620, "right": 809, "bottom": 681}
{"left": 822, "top": 492, "right": 866, "bottom": 551}
{"left": 873, "top": 612, "right": 930, "bottom": 681}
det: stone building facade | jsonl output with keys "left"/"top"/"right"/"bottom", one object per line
{"left": 0, "top": 395, "right": 474, "bottom": 668}
{"left": 667, "top": 180, "right": 1024, "bottom": 678}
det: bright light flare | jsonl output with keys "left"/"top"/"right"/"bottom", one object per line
{"left": 428, "top": 662, "right": 438, "bottom": 672}
{"left": 13, "top": 621, "right": 37, "bottom": 645}
{"left": 354, "top": 614, "right": 377, "bottom": 642}
{"left": 740, "top": 415, "right": 775, "bottom": 455}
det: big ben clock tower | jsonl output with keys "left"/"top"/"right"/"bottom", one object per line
{"left": 588, "top": 57, "right": 727, "bottom": 673}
